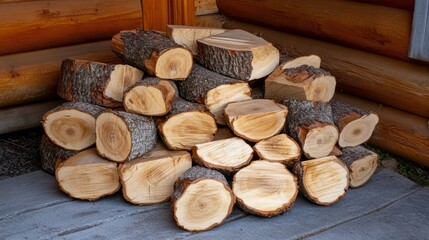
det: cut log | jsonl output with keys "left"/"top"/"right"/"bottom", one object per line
{"left": 334, "top": 92, "right": 429, "bottom": 168}
{"left": 217, "top": 0, "right": 413, "bottom": 61}
{"left": 293, "top": 156, "right": 349, "bottom": 205}
{"left": 0, "top": 40, "right": 121, "bottom": 108}
{"left": 119, "top": 146, "right": 192, "bottom": 205}
{"left": 39, "top": 135, "right": 81, "bottom": 174}
{"left": 192, "top": 137, "right": 253, "bottom": 173}
{"left": 166, "top": 25, "right": 227, "bottom": 55}
{"left": 224, "top": 21, "right": 429, "bottom": 118}
{"left": 224, "top": 99, "right": 287, "bottom": 142}
{"left": 331, "top": 100, "right": 379, "bottom": 147}
{"left": 56, "top": 148, "right": 120, "bottom": 201}
{"left": 233, "top": 160, "right": 298, "bottom": 217}
{"left": 57, "top": 59, "right": 143, "bottom": 107}
{"left": 123, "top": 77, "right": 178, "bottom": 116}
{"left": 171, "top": 166, "right": 235, "bottom": 232}
{"left": 253, "top": 134, "right": 301, "bottom": 166}
{"left": 197, "top": 29, "right": 280, "bottom": 80}
{"left": 283, "top": 100, "right": 338, "bottom": 159}
{"left": 112, "top": 30, "right": 193, "bottom": 80}
{"left": 0, "top": 0, "right": 142, "bottom": 55}
{"left": 176, "top": 64, "right": 252, "bottom": 125}
{"left": 42, "top": 102, "right": 104, "bottom": 151}
{"left": 279, "top": 55, "right": 321, "bottom": 69}
{"left": 0, "top": 100, "right": 62, "bottom": 135}
{"left": 157, "top": 97, "right": 217, "bottom": 150}
{"left": 339, "top": 146, "right": 378, "bottom": 188}
{"left": 96, "top": 110, "right": 157, "bottom": 162}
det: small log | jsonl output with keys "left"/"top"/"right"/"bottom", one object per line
{"left": 57, "top": 59, "right": 143, "bottom": 107}
{"left": 293, "top": 156, "right": 349, "bottom": 205}
{"left": 233, "top": 160, "right": 298, "bottom": 217}
{"left": 283, "top": 100, "right": 339, "bottom": 159}
{"left": 265, "top": 56, "right": 335, "bottom": 103}
{"left": 42, "top": 102, "right": 104, "bottom": 151}
{"left": 119, "top": 144, "right": 192, "bottom": 205}
{"left": 96, "top": 110, "right": 157, "bottom": 162}
{"left": 192, "top": 137, "right": 254, "bottom": 173}
{"left": 253, "top": 134, "right": 301, "bottom": 166}
{"left": 167, "top": 25, "right": 227, "bottom": 55}
{"left": 224, "top": 99, "right": 287, "bottom": 142}
{"left": 171, "top": 166, "right": 235, "bottom": 232}
{"left": 56, "top": 148, "right": 120, "bottom": 201}
{"left": 158, "top": 97, "right": 217, "bottom": 150}
{"left": 123, "top": 77, "right": 178, "bottom": 116}
{"left": 197, "top": 29, "right": 280, "bottom": 80}
{"left": 39, "top": 135, "right": 81, "bottom": 174}
{"left": 331, "top": 100, "right": 379, "bottom": 147}
{"left": 339, "top": 146, "right": 379, "bottom": 188}
{"left": 176, "top": 64, "right": 251, "bottom": 125}
{"left": 112, "top": 30, "right": 193, "bottom": 80}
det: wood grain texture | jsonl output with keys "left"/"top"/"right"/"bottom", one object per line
{"left": 217, "top": 0, "right": 413, "bottom": 61}
{"left": 335, "top": 92, "right": 429, "bottom": 167}
{"left": 353, "top": 0, "right": 415, "bottom": 10}
{"left": 0, "top": 100, "right": 62, "bottom": 135}
{"left": 0, "top": 0, "right": 142, "bottom": 55}
{"left": 0, "top": 40, "right": 121, "bottom": 107}
{"left": 142, "top": 0, "right": 169, "bottom": 31}
{"left": 223, "top": 21, "right": 429, "bottom": 118}
{"left": 168, "top": 0, "right": 195, "bottom": 26}
{"left": 408, "top": 0, "right": 429, "bottom": 62}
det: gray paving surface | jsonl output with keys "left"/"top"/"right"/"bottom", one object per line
{"left": 0, "top": 168, "right": 427, "bottom": 239}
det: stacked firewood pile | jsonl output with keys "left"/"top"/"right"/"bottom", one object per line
{"left": 39, "top": 25, "right": 379, "bottom": 232}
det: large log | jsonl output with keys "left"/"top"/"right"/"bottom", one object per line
{"left": 0, "top": 0, "right": 142, "bottom": 55}
{"left": 217, "top": 0, "right": 413, "bottom": 61}
{"left": 42, "top": 102, "right": 104, "bottom": 150}
{"left": 171, "top": 166, "right": 235, "bottom": 232}
{"left": 57, "top": 59, "right": 143, "bottom": 107}
{"left": 233, "top": 160, "right": 298, "bottom": 217}
{"left": 56, "top": 148, "right": 120, "bottom": 201}
{"left": 157, "top": 97, "right": 217, "bottom": 150}
{"left": 96, "top": 110, "right": 157, "bottom": 162}
{"left": 197, "top": 29, "right": 280, "bottom": 81}
{"left": 353, "top": 0, "right": 415, "bottom": 10}
{"left": 176, "top": 64, "right": 251, "bottom": 125}
{"left": 335, "top": 92, "right": 429, "bottom": 167}
{"left": 0, "top": 40, "right": 121, "bottom": 107}
{"left": 119, "top": 143, "right": 192, "bottom": 205}
{"left": 223, "top": 21, "right": 429, "bottom": 119}
{"left": 283, "top": 100, "right": 338, "bottom": 159}
{"left": 0, "top": 100, "right": 62, "bottom": 135}
{"left": 112, "top": 30, "right": 193, "bottom": 80}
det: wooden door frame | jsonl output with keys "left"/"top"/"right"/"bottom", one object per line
{"left": 141, "top": 0, "right": 195, "bottom": 31}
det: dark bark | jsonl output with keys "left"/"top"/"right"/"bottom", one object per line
{"left": 339, "top": 145, "right": 376, "bottom": 168}
{"left": 331, "top": 99, "right": 370, "bottom": 124}
{"left": 39, "top": 135, "right": 81, "bottom": 174}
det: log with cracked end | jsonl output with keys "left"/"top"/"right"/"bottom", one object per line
{"left": 283, "top": 99, "right": 339, "bottom": 159}
{"left": 42, "top": 102, "right": 104, "bottom": 151}
{"left": 39, "top": 134, "right": 81, "bottom": 174}
{"left": 119, "top": 141, "right": 192, "bottom": 205}
{"left": 166, "top": 25, "right": 227, "bottom": 55}
{"left": 197, "top": 29, "right": 279, "bottom": 80}
{"left": 293, "top": 156, "right": 349, "bottom": 206}
{"left": 224, "top": 99, "right": 288, "bottom": 142}
{"left": 123, "top": 77, "right": 178, "bottom": 116}
{"left": 176, "top": 64, "right": 252, "bottom": 125}
{"left": 171, "top": 166, "right": 235, "bottom": 232}
{"left": 96, "top": 110, "right": 157, "bottom": 162}
{"left": 253, "top": 134, "right": 301, "bottom": 167}
{"left": 112, "top": 29, "right": 193, "bottom": 80}
{"left": 55, "top": 148, "right": 120, "bottom": 201}
{"left": 331, "top": 99, "right": 379, "bottom": 147}
{"left": 192, "top": 137, "right": 254, "bottom": 174}
{"left": 233, "top": 160, "right": 298, "bottom": 217}
{"left": 57, "top": 59, "right": 143, "bottom": 107}
{"left": 265, "top": 55, "right": 335, "bottom": 103}
{"left": 339, "top": 145, "right": 378, "bottom": 188}
{"left": 157, "top": 97, "right": 217, "bottom": 150}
